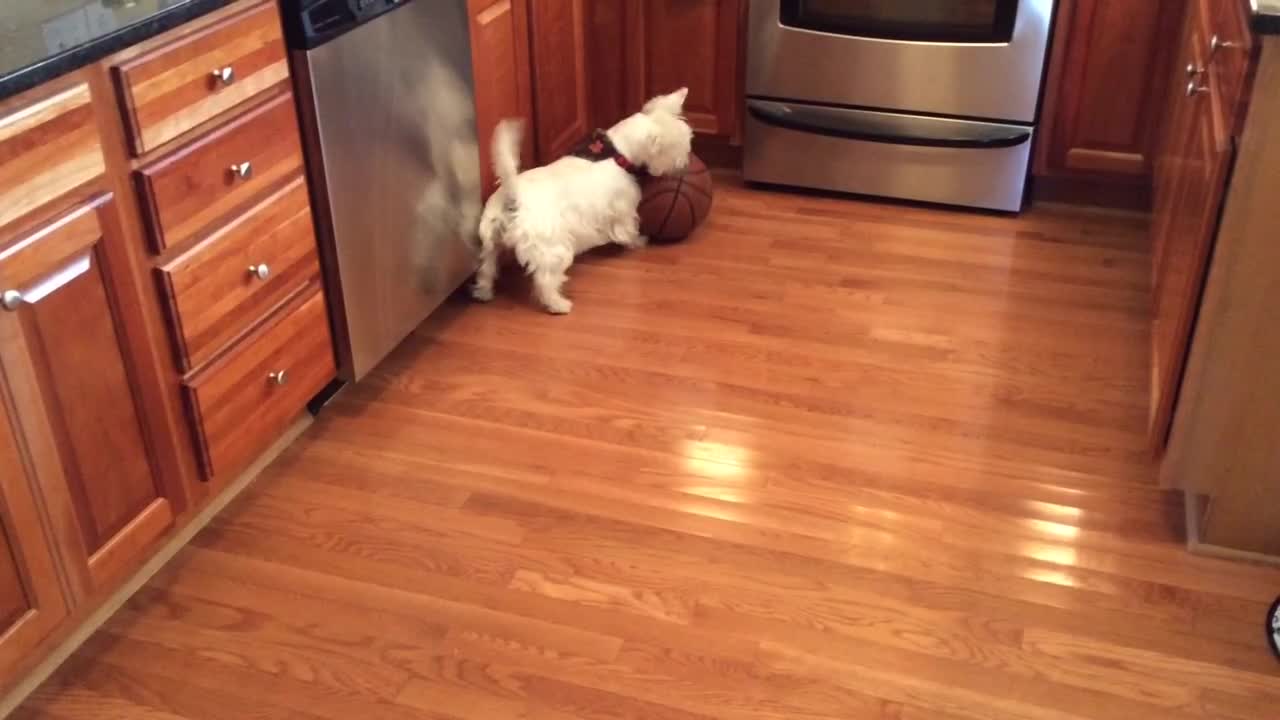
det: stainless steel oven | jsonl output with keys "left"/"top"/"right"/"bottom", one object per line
{"left": 745, "top": 0, "right": 1055, "bottom": 211}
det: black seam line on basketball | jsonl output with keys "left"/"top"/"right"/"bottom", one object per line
{"left": 680, "top": 193, "right": 697, "bottom": 237}
{"left": 657, "top": 193, "right": 696, "bottom": 242}
{"left": 656, "top": 174, "right": 686, "bottom": 236}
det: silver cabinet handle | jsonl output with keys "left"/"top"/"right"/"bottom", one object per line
{"left": 229, "top": 161, "right": 253, "bottom": 180}
{"left": 248, "top": 263, "right": 271, "bottom": 280}
{"left": 1186, "top": 63, "right": 1205, "bottom": 77}
{"left": 268, "top": 370, "right": 289, "bottom": 386}
{"left": 1, "top": 254, "right": 91, "bottom": 311}
{"left": 1186, "top": 80, "right": 1210, "bottom": 97}
{"left": 211, "top": 66, "right": 235, "bottom": 85}
{"left": 1210, "top": 34, "right": 1239, "bottom": 56}
{"left": 1, "top": 290, "right": 22, "bottom": 311}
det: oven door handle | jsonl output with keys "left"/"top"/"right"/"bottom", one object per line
{"left": 746, "top": 100, "right": 1032, "bottom": 150}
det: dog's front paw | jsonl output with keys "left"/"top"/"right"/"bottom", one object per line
{"left": 544, "top": 297, "right": 573, "bottom": 315}
{"left": 471, "top": 284, "right": 495, "bottom": 302}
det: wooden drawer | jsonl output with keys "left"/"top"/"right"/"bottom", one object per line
{"left": 183, "top": 287, "right": 334, "bottom": 481}
{"left": 158, "top": 176, "right": 321, "bottom": 371}
{"left": 112, "top": 0, "right": 289, "bottom": 155}
{"left": 135, "top": 91, "right": 304, "bottom": 252}
{"left": 0, "top": 82, "right": 105, "bottom": 232}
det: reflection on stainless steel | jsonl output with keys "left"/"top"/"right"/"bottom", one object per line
{"left": 293, "top": 0, "right": 479, "bottom": 381}
{"left": 745, "top": 101, "right": 1034, "bottom": 211}
{"left": 744, "top": 0, "right": 1053, "bottom": 211}
{"left": 12, "top": 254, "right": 93, "bottom": 305}
{"left": 747, "top": 0, "right": 1053, "bottom": 122}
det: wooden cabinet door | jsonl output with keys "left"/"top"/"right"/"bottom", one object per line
{"left": 625, "top": 0, "right": 742, "bottom": 139}
{"left": 1148, "top": 4, "right": 1233, "bottom": 448}
{"left": 469, "top": 0, "right": 535, "bottom": 195}
{"left": 1037, "top": 0, "right": 1183, "bottom": 182}
{"left": 527, "top": 0, "right": 591, "bottom": 161}
{"left": 0, "top": 388, "right": 68, "bottom": 681}
{"left": 0, "top": 195, "right": 177, "bottom": 599}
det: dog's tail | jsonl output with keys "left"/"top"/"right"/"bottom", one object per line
{"left": 491, "top": 118, "right": 524, "bottom": 193}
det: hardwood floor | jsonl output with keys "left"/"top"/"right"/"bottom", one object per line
{"left": 14, "top": 180, "right": 1280, "bottom": 719}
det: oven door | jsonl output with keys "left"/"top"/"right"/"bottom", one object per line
{"left": 747, "top": 0, "right": 1053, "bottom": 123}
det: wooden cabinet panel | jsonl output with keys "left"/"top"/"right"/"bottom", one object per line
{"left": 135, "top": 91, "right": 304, "bottom": 253}
{"left": 468, "top": 0, "right": 535, "bottom": 195}
{"left": 157, "top": 176, "right": 320, "bottom": 371}
{"left": 1204, "top": 0, "right": 1256, "bottom": 138}
{"left": 0, "top": 387, "right": 68, "bottom": 681}
{"left": 111, "top": 0, "right": 288, "bottom": 154}
{"left": 1038, "top": 0, "right": 1183, "bottom": 181}
{"left": 527, "top": 0, "right": 591, "bottom": 161}
{"left": 625, "top": 0, "right": 741, "bottom": 139}
{"left": 0, "top": 196, "right": 176, "bottom": 597}
{"left": 0, "top": 82, "right": 105, "bottom": 232}
{"left": 183, "top": 287, "right": 334, "bottom": 482}
{"left": 1148, "top": 0, "right": 1233, "bottom": 448}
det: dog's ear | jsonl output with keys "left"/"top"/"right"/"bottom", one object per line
{"left": 644, "top": 87, "right": 689, "bottom": 116}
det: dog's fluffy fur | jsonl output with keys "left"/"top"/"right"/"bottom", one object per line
{"left": 472, "top": 88, "right": 694, "bottom": 314}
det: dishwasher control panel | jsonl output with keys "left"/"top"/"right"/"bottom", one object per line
{"left": 282, "top": 0, "right": 408, "bottom": 50}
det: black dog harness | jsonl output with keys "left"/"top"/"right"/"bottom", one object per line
{"left": 569, "top": 129, "right": 648, "bottom": 178}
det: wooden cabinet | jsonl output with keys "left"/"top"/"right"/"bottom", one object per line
{"left": 0, "top": 83, "right": 105, "bottom": 232}
{"left": 528, "top": 0, "right": 592, "bottom": 161}
{"left": 134, "top": 92, "right": 305, "bottom": 252}
{"left": 0, "top": 389, "right": 68, "bottom": 681}
{"left": 622, "top": 0, "right": 743, "bottom": 140}
{"left": 1037, "top": 0, "right": 1184, "bottom": 188}
{"left": 157, "top": 177, "right": 321, "bottom": 371}
{"left": 184, "top": 287, "right": 334, "bottom": 480}
{"left": 468, "top": 0, "right": 745, "bottom": 182}
{"left": 468, "top": 0, "right": 534, "bottom": 195}
{"left": 0, "top": 197, "right": 180, "bottom": 598}
{"left": 116, "top": 0, "right": 331, "bottom": 486}
{"left": 1148, "top": 0, "right": 1253, "bottom": 449}
{"left": 112, "top": 0, "right": 289, "bottom": 154}
{"left": 0, "top": 0, "right": 335, "bottom": 694}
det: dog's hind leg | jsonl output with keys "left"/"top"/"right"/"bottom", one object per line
{"left": 530, "top": 257, "right": 573, "bottom": 314}
{"left": 472, "top": 207, "right": 503, "bottom": 302}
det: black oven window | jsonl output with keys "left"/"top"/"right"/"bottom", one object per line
{"left": 780, "top": 0, "right": 1020, "bottom": 43}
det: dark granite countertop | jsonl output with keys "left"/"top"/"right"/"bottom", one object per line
{"left": 1254, "top": 0, "right": 1280, "bottom": 35}
{"left": 0, "top": 0, "right": 237, "bottom": 102}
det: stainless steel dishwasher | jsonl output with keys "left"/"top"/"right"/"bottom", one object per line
{"left": 284, "top": 0, "right": 480, "bottom": 382}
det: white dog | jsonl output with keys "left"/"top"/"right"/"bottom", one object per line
{"left": 472, "top": 88, "right": 694, "bottom": 314}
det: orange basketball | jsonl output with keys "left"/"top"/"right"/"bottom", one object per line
{"left": 638, "top": 154, "right": 713, "bottom": 242}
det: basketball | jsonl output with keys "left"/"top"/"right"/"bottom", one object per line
{"left": 638, "top": 154, "right": 713, "bottom": 242}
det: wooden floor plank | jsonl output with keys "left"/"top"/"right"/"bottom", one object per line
{"left": 13, "top": 180, "right": 1280, "bottom": 719}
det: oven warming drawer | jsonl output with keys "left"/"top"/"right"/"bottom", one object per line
{"left": 743, "top": 100, "right": 1033, "bottom": 212}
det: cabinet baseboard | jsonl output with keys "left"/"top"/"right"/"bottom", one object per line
{"left": 1184, "top": 491, "right": 1280, "bottom": 567}
{"left": 0, "top": 415, "right": 312, "bottom": 717}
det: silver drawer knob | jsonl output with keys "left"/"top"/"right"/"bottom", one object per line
{"left": 1186, "top": 80, "right": 1210, "bottom": 97}
{"left": 229, "top": 161, "right": 253, "bottom": 180}
{"left": 1185, "top": 63, "right": 1204, "bottom": 77}
{"left": 1, "top": 290, "right": 22, "bottom": 311}
{"left": 248, "top": 263, "right": 271, "bottom": 280}
{"left": 211, "top": 66, "right": 235, "bottom": 85}
{"left": 268, "top": 370, "right": 288, "bottom": 386}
